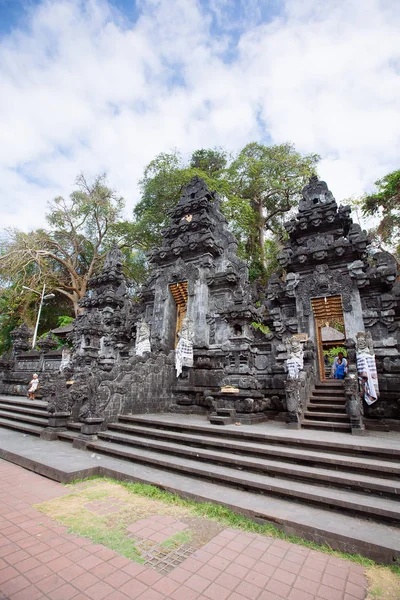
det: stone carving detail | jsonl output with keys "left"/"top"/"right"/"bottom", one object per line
{"left": 10, "top": 324, "right": 32, "bottom": 353}
{"left": 285, "top": 336, "right": 304, "bottom": 379}
{"left": 298, "top": 265, "right": 352, "bottom": 315}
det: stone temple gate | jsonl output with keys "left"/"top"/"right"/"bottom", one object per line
{"left": 1, "top": 175, "right": 399, "bottom": 437}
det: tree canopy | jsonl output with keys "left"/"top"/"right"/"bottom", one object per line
{"left": 132, "top": 143, "right": 320, "bottom": 277}
{"left": 0, "top": 174, "right": 125, "bottom": 317}
{"left": 359, "top": 169, "right": 400, "bottom": 257}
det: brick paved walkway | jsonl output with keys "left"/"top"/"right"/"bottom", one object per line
{"left": 0, "top": 459, "right": 368, "bottom": 600}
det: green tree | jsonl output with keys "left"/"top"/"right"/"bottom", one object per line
{"left": 359, "top": 169, "right": 400, "bottom": 256}
{"left": 0, "top": 174, "right": 125, "bottom": 317}
{"left": 224, "top": 143, "right": 319, "bottom": 268}
{"left": 133, "top": 144, "right": 319, "bottom": 277}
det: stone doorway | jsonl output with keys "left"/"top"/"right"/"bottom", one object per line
{"left": 311, "top": 295, "right": 346, "bottom": 381}
{"left": 169, "top": 281, "right": 188, "bottom": 347}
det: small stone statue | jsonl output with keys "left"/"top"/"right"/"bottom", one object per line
{"left": 285, "top": 336, "right": 304, "bottom": 379}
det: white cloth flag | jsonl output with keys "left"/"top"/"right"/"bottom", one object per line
{"left": 175, "top": 338, "right": 193, "bottom": 377}
{"left": 356, "top": 353, "right": 379, "bottom": 405}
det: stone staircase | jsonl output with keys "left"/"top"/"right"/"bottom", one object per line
{"left": 0, "top": 395, "right": 49, "bottom": 435}
{"left": 56, "top": 413, "right": 400, "bottom": 528}
{"left": 302, "top": 380, "right": 350, "bottom": 432}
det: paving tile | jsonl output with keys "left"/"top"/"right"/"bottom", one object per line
{"left": 168, "top": 567, "right": 192, "bottom": 584}
{"left": 215, "top": 571, "right": 241, "bottom": 591}
{"left": 7, "top": 585, "right": 43, "bottom": 600}
{"left": 169, "top": 584, "right": 200, "bottom": 600}
{"left": 293, "top": 574, "right": 320, "bottom": 595}
{"left": 59, "top": 563, "right": 86, "bottom": 582}
{"left": 121, "top": 561, "right": 146, "bottom": 577}
{"left": 119, "top": 579, "right": 148, "bottom": 598}
{"left": 71, "top": 572, "right": 101, "bottom": 592}
{"left": 84, "top": 580, "right": 115, "bottom": 600}
{"left": 35, "top": 573, "right": 66, "bottom": 594}
{"left": 91, "top": 561, "right": 117, "bottom": 579}
{"left": 224, "top": 563, "right": 249, "bottom": 579}
{"left": 197, "top": 564, "right": 221, "bottom": 581}
{"left": 103, "top": 569, "right": 132, "bottom": 589}
{"left": 273, "top": 567, "right": 297, "bottom": 586}
{"left": 102, "top": 591, "right": 131, "bottom": 600}
{"left": 136, "top": 569, "right": 163, "bottom": 586}
{"left": 234, "top": 579, "right": 263, "bottom": 599}
{"left": 136, "top": 589, "right": 168, "bottom": 600}
{"left": 0, "top": 565, "right": 19, "bottom": 583}
{"left": 265, "top": 577, "right": 291, "bottom": 598}
{"left": 287, "top": 588, "right": 314, "bottom": 600}
{"left": 243, "top": 570, "right": 270, "bottom": 589}
{"left": 317, "top": 583, "right": 344, "bottom": 600}
{"left": 345, "top": 581, "right": 367, "bottom": 599}
{"left": 24, "top": 564, "right": 53, "bottom": 583}
{"left": 152, "top": 576, "right": 180, "bottom": 595}
{"left": 49, "top": 582, "right": 79, "bottom": 600}
{"left": 184, "top": 573, "right": 212, "bottom": 594}
{"left": 0, "top": 574, "right": 31, "bottom": 596}
{"left": 321, "top": 572, "right": 346, "bottom": 591}
{"left": 203, "top": 581, "right": 231, "bottom": 600}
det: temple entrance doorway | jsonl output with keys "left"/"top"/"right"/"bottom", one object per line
{"left": 311, "top": 295, "right": 346, "bottom": 381}
{"left": 169, "top": 281, "right": 188, "bottom": 347}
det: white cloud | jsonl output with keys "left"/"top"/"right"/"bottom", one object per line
{"left": 0, "top": 0, "right": 399, "bottom": 232}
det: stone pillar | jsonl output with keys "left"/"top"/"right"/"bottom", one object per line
{"left": 72, "top": 417, "right": 104, "bottom": 449}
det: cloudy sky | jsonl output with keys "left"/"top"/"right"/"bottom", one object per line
{"left": 0, "top": 0, "right": 399, "bottom": 232}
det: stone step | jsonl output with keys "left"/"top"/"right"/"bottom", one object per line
{"left": 120, "top": 415, "right": 395, "bottom": 458}
{"left": 307, "top": 404, "right": 347, "bottom": 413}
{"left": 0, "top": 396, "right": 48, "bottom": 410}
{"left": 303, "top": 412, "right": 349, "bottom": 422}
{"left": 87, "top": 439, "right": 400, "bottom": 523}
{"left": 302, "top": 420, "right": 352, "bottom": 432}
{"left": 309, "top": 395, "right": 346, "bottom": 403}
{"left": 0, "top": 417, "right": 44, "bottom": 436}
{"left": 97, "top": 429, "right": 399, "bottom": 497}
{"left": 1, "top": 427, "right": 399, "bottom": 563}
{"left": 105, "top": 422, "right": 400, "bottom": 477}
{"left": 216, "top": 408, "right": 236, "bottom": 417}
{"left": 315, "top": 381, "right": 344, "bottom": 387}
{"left": 208, "top": 415, "right": 235, "bottom": 425}
{"left": 0, "top": 410, "right": 48, "bottom": 426}
{"left": 312, "top": 389, "right": 346, "bottom": 398}
{"left": 0, "top": 403, "right": 49, "bottom": 418}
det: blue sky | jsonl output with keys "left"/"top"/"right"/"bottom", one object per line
{"left": 0, "top": 0, "right": 399, "bottom": 231}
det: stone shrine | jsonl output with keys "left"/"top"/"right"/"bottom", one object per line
{"left": 1, "top": 174, "right": 399, "bottom": 435}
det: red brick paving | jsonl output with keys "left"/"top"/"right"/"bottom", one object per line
{"left": 0, "top": 459, "right": 368, "bottom": 599}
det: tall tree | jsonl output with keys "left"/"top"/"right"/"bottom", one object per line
{"left": 0, "top": 174, "right": 125, "bottom": 316}
{"left": 359, "top": 169, "right": 400, "bottom": 257}
{"left": 133, "top": 143, "right": 320, "bottom": 278}
{"left": 224, "top": 143, "right": 320, "bottom": 268}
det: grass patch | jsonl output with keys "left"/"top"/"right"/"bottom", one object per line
{"left": 161, "top": 529, "right": 193, "bottom": 550}
{"left": 41, "top": 474, "right": 400, "bottom": 599}
{"left": 367, "top": 566, "right": 400, "bottom": 600}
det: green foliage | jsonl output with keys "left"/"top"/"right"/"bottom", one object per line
{"left": 359, "top": 168, "right": 400, "bottom": 255}
{"left": 132, "top": 150, "right": 231, "bottom": 251}
{"left": 0, "top": 174, "right": 127, "bottom": 317}
{"left": 251, "top": 322, "right": 271, "bottom": 335}
{"left": 135, "top": 143, "right": 319, "bottom": 275}
{"left": 57, "top": 315, "right": 74, "bottom": 327}
{"left": 0, "top": 286, "right": 23, "bottom": 355}
{"left": 224, "top": 142, "right": 319, "bottom": 268}
{"left": 323, "top": 346, "right": 347, "bottom": 365}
